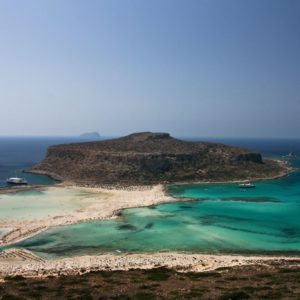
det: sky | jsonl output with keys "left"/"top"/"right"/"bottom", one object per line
{"left": 0, "top": 0, "right": 299, "bottom": 138}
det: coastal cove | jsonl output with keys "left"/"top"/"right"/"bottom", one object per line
{"left": 0, "top": 156, "right": 299, "bottom": 260}
{"left": 0, "top": 137, "right": 300, "bottom": 276}
{"left": 2, "top": 3, "right": 300, "bottom": 297}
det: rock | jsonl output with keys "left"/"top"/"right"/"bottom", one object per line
{"left": 79, "top": 132, "right": 101, "bottom": 138}
{"left": 30, "top": 131, "right": 284, "bottom": 185}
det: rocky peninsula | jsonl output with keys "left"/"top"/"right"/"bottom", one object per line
{"left": 29, "top": 132, "right": 287, "bottom": 185}
{"left": 0, "top": 132, "right": 295, "bottom": 280}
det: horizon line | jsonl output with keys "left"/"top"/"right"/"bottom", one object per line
{"left": 0, "top": 135, "right": 299, "bottom": 140}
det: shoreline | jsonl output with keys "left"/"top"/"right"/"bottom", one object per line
{"left": 0, "top": 160, "right": 293, "bottom": 247}
{"left": 170, "top": 159, "right": 295, "bottom": 186}
{"left": 27, "top": 158, "right": 295, "bottom": 187}
{"left": 0, "top": 249, "right": 299, "bottom": 278}
{"left": 0, "top": 158, "right": 295, "bottom": 248}
{"left": 0, "top": 184, "right": 179, "bottom": 246}
{"left": 0, "top": 158, "right": 298, "bottom": 277}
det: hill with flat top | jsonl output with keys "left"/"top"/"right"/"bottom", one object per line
{"left": 30, "top": 132, "right": 286, "bottom": 185}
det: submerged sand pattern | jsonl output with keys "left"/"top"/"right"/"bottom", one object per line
{"left": 0, "top": 184, "right": 175, "bottom": 246}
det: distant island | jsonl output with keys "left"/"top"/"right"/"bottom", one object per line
{"left": 30, "top": 132, "right": 289, "bottom": 185}
{"left": 79, "top": 132, "right": 101, "bottom": 138}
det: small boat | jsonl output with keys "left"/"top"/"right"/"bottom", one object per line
{"left": 6, "top": 177, "right": 28, "bottom": 185}
{"left": 239, "top": 183, "right": 255, "bottom": 189}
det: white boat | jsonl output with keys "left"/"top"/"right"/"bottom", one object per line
{"left": 239, "top": 183, "right": 255, "bottom": 189}
{"left": 6, "top": 177, "right": 28, "bottom": 185}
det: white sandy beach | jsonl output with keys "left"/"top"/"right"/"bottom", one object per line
{"left": 0, "top": 248, "right": 299, "bottom": 278}
{"left": 0, "top": 184, "right": 175, "bottom": 246}
{"left": 1, "top": 181, "right": 299, "bottom": 278}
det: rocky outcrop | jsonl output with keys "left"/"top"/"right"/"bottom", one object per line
{"left": 234, "top": 153, "right": 263, "bottom": 163}
{"left": 30, "top": 132, "right": 285, "bottom": 185}
{"left": 79, "top": 132, "right": 101, "bottom": 138}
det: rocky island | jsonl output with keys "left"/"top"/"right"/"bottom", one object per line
{"left": 0, "top": 132, "right": 297, "bottom": 291}
{"left": 30, "top": 132, "right": 287, "bottom": 185}
{"left": 79, "top": 131, "right": 101, "bottom": 138}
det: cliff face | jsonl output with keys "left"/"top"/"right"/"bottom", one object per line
{"left": 30, "top": 132, "right": 283, "bottom": 185}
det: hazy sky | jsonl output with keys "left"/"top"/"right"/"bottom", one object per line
{"left": 0, "top": 0, "right": 299, "bottom": 138}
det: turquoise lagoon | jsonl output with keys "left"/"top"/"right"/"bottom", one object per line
{"left": 2, "top": 157, "right": 299, "bottom": 260}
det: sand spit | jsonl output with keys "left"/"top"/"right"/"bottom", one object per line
{"left": 0, "top": 185, "right": 53, "bottom": 195}
{"left": 0, "top": 249, "right": 299, "bottom": 278}
{"left": 0, "top": 164, "right": 298, "bottom": 278}
{"left": 0, "top": 184, "right": 176, "bottom": 246}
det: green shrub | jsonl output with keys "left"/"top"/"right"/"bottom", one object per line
{"left": 219, "top": 290, "right": 250, "bottom": 300}
{"left": 145, "top": 268, "right": 171, "bottom": 281}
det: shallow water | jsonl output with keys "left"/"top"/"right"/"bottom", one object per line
{"left": 2, "top": 157, "right": 298, "bottom": 259}
{"left": 1, "top": 139, "right": 300, "bottom": 259}
{"left": 0, "top": 188, "right": 98, "bottom": 221}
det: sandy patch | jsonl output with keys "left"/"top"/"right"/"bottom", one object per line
{"left": 0, "top": 184, "right": 175, "bottom": 246}
{"left": 0, "top": 249, "right": 299, "bottom": 278}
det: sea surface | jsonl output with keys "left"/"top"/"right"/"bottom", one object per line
{"left": 1, "top": 137, "right": 300, "bottom": 259}
{"left": 0, "top": 137, "right": 102, "bottom": 187}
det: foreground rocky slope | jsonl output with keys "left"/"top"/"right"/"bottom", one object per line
{"left": 30, "top": 132, "right": 286, "bottom": 185}
{"left": 1, "top": 261, "right": 300, "bottom": 299}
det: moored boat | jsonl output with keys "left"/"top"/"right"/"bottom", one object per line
{"left": 6, "top": 177, "right": 28, "bottom": 185}
{"left": 239, "top": 182, "right": 255, "bottom": 189}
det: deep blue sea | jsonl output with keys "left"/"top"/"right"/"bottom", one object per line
{"left": 0, "top": 137, "right": 103, "bottom": 187}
